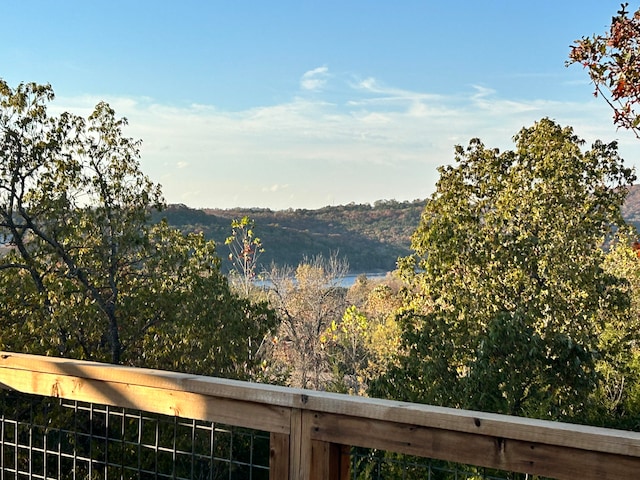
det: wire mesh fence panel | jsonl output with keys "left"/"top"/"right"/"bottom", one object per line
{"left": 0, "top": 390, "right": 270, "bottom": 480}
{"left": 347, "top": 447, "right": 556, "bottom": 480}
{"left": 0, "top": 389, "right": 583, "bottom": 480}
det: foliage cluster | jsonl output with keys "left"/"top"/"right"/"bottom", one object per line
{"left": 0, "top": 80, "right": 275, "bottom": 379}
{"left": 569, "top": 2, "right": 640, "bottom": 136}
{"left": 370, "top": 118, "right": 640, "bottom": 428}
{"left": 225, "top": 215, "right": 264, "bottom": 297}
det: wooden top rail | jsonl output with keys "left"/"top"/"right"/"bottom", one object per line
{"left": 1, "top": 351, "right": 640, "bottom": 479}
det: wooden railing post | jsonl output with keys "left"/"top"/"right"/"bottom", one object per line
{"left": 272, "top": 409, "right": 349, "bottom": 480}
{"left": 303, "top": 411, "right": 350, "bottom": 480}
{"left": 270, "top": 432, "right": 290, "bottom": 480}
{"left": 309, "top": 440, "right": 350, "bottom": 480}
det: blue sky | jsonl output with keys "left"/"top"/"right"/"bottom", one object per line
{"left": 3, "top": 1, "right": 639, "bottom": 209}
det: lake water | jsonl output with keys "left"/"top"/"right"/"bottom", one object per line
{"left": 339, "top": 272, "right": 389, "bottom": 288}
{"left": 251, "top": 272, "right": 390, "bottom": 289}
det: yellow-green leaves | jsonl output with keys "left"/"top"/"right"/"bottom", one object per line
{"left": 225, "top": 216, "right": 264, "bottom": 297}
{"left": 0, "top": 80, "right": 276, "bottom": 378}
{"left": 379, "top": 118, "right": 636, "bottom": 424}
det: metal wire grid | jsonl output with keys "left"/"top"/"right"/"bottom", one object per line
{"left": 0, "top": 391, "right": 270, "bottom": 480}
{"left": 347, "top": 448, "right": 553, "bottom": 480}
{"left": 1, "top": 390, "right": 556, "bottom": 480}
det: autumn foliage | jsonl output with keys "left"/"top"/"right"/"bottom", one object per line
{"left": 569, "top": 3, "right": 640, "bottom": 136}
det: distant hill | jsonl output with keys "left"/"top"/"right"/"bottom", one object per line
{"left": 153, "top": 199, "right": 426, "bottom": 273}
{"left": 155, "top": 185, "right": 640, "bottom": 274}
{"left": 622, "top": 184, "right": 640, "bottom": 229}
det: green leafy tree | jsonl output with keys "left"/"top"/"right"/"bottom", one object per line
{"left": 0, "top": 81, "right": 161, "bottom": 364}
{"left": 568, "top": 3, "right": 640, "bottom": 137}
{"left": 0, "top": 80, "right": 276, "bottom": 378}
{"left": 321, "top": 305, "right": 370, "bottom": 394}
{"left": 589, "top": 229, "right": 640, "bottom": 429}
{"left": 372, "top": 118, "right": 636, "bottom": 422}
{"left": 125, "top": 221, "right": 276, "bottom": 379}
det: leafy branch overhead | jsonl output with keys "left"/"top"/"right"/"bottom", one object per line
{"left": 569, "top": 3, "right": 640, "bottom": 136}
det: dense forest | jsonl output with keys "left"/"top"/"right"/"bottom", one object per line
{"left": 153, "top": 199, "right": 426, "bottom": 273}
{"left": 155, "top": 187, "right": 640, "bottom": 275}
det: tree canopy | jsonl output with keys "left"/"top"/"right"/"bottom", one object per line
{"left": 0, "top": 80, "right": 276, "bottom": 378}
{"left": 372, "top": 118, "right": 637, "bottom": 422}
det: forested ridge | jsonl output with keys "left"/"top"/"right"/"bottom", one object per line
{"left": 156, "top": 188, "right": 640, "bottom": 274}
{"left": 153, "top": 199, "right": 427, "bottom": 273}
{"left": 622, "top": 184, "right": 640, "bottom": 229}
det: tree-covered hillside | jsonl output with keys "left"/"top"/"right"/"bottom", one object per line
{"left": 622, "top": 184, "right": 640, "bottom": 229}
{"left": 156, "top": 186, "right": 640, "bottom": 275}
{"left": 153, "top": 199, "right": 426, "bottom": 273}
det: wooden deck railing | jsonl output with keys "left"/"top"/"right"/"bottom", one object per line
{"left": 1, "top": 351, "right": 640, "bottom": 479}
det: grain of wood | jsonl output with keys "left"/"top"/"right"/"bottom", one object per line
{"left": 2, "top": 351, "right": 640, "bottom": 480}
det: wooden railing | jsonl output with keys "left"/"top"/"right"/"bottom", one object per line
{"left": 1, "top": 352, "right": 640, "bottom": 479}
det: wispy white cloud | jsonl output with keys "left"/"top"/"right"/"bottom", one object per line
{"left": 300, "top": 66, "right": 330, "bottom": 91}
{"left": 53, "top": 70, "right": 640, "bottom": 209}
{"left": 470, "top": 85, "right": 496, "bottom": 99}
{"left": 262, "top": 184, "right": 289, "bottom": 193}
{"left": 353, "top": 77, "right": 444, "bottom": 103}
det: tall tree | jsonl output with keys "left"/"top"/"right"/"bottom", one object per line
{"left": 568, "top": 3, "right": 640, "bottom": 137}
{"left": 266, "top": 254, "right": 349, "bottom": 390}
{"left": 0, "top": 80, "right": 276, "bottom": 377}
{"left": 372, "top": 118, "right": 636, "bottom": 422}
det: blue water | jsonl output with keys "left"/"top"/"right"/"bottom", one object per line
{"left": 251, "top": 272, "right": 390, "bottom": 289}
{"left": 339, "top": 272, "right": 389, "bottom": 287}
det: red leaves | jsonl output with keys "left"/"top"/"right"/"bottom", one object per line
{"left": 614, "top": 77, "right": 627, "bottom": 98}
{"left": 568, "top": 3, "right": 640, "bottom": 138}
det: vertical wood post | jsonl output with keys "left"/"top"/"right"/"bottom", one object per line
{"left": 309, "top": 440, "right": 350, "bottom": 480}
{"left": 338, "top": 444, "right": 351, "bottom": 479}
{"left": 270, "top": 432, "right": 290, "bottom": 480}
{"left": 290, "top": 408, "right": 306, "bottom": 479}
{"left": 273, "top": 408, "right": 351, "bottom": 480}
{"left": 303, "top": 411, "right": 350, "bottom": 480}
